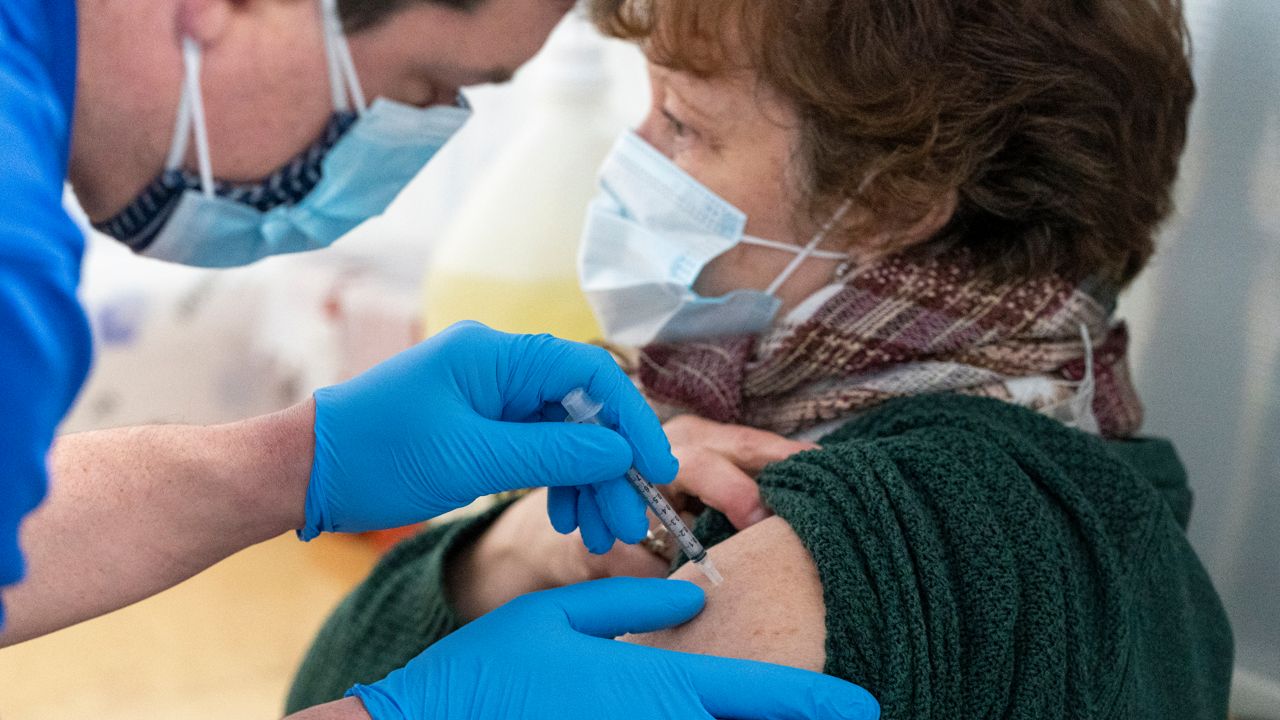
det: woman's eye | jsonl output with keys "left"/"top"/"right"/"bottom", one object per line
{"left": 662, "top": 108, "right": 690, "bottom": 137}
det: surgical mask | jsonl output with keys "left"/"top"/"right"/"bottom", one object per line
{"left": 94, "top": 0, "right": 471, "bottom": 267}
{"left": 579, "top": 130, "right": 850, "bottom": 346}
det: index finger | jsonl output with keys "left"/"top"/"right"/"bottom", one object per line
{"left": 521, "top": 336, "right": 678, "bottom": 486}
{"left": 536, "top": 578, "right": 706, "bottom": 638}
{"left": 701, "top": 422, "right": 818, "bottom": 475}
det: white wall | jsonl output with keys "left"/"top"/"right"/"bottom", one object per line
{"left": 1119, "top": 0, "right": 1280, "bottom": 713}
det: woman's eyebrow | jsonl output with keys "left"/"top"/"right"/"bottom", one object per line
{"left": 664, "top": 81, "right": 720, "bottom": 123}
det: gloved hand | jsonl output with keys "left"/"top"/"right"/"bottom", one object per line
{"left": 348, "top": 578, "right": 880, "bottom": 720}
{"left": 300, "top": 321, "right": 675, "bottom": 544}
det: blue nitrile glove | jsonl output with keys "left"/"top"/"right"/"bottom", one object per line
{"left": 300, "top": 321, "right": 674, "bottom": 546}
{"left": 347, "top": 578, "right": 880, "bottom": 720}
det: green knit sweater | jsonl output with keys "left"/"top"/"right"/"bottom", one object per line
{"left": 285, "top": 394, "right": 1233, "bottom": 719}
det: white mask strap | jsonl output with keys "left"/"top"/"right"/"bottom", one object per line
{"left": 1069, "top": 322, "right": 1100, "bottom": 434}
{"left": 169, "top": 38, "right": 216, "bottom": 198}
{"left": 764, "top": 200, "right": 853, "bottom": 296}
{"left": 164, "top": 79, "right": 193, "bottom": 172}
{"left": 165, "top": 4, "right": 360, "bottom": 201}
{"left": 741, "top": 235, "right": 848, "bottom": 261}
{"left": 320, "top": 0, "right": 367, "bottom": 114}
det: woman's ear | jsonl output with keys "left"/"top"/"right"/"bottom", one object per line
{"left": 176, "top": 0, "right": 235, "bottom": 45}
{"left": 857, "top": 189, "right": 959, "bottom": 260}
{"left": 906, "top": 189, "right": 958, "bottom": 246}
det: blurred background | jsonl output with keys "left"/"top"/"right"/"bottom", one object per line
{"left": 1, "top": 1, "right": 1276, "bottom": 717}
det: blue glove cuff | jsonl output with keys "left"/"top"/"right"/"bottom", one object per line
{"left": 298, "top": 417, "right": 332, "bottom": 542}
{"left": 345, "top": 683, "right": 406, "bottom": 720}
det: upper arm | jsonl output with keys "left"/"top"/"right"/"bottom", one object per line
{"left": 620, "top": 516, "right": 827, "bottom": 672}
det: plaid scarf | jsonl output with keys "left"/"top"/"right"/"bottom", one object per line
{"left": 636, "top": 250, "right": 1143, "bottom": 438}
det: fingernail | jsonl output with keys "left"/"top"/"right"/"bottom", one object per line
{"left": 746, "top": 507, "right": 772, "bottom": 526}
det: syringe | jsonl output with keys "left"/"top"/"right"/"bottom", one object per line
{"left": 561, "top": 388, "right": 724, "bottom": 586}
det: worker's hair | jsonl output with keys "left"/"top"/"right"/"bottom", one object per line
{"left": 588, "top": 0, "right": 1195, "bottom": 286}
{"left": 339, "top": 0, "right": 485, "bottom": 32}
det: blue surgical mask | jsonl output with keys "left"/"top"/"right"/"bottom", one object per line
{"left": 94, "top": 0, "right": 471, "bottom": 267}
{"left": 579, "top": 131, "right": 850, "bottom": 346}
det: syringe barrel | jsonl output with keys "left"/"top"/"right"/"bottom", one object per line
{"left": 561, "top": 387, "right": 722, "bottom": 584}
{"left": 622, "top": 468, "right": 710, "bottom": 564}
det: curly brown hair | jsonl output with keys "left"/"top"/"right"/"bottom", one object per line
{"left": 589, "top": 0, "right": 1195, "bottom": 286}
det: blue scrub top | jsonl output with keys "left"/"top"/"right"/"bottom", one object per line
{"left": 0, "top": 0, "right": 93, "bottom": 626}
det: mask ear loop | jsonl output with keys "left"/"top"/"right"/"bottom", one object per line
{"left": 163, "top": 77, "right": 193, "bottom": 173}
{"left": 320, "top": 0, "right": 348, "bottom": 113}
{"left": 320, "top": 0, "right": 367, "bottom": 114}
{"left": 1069, "top": 323, "right": 1101, "bottom": 434}
{"left": 765, "top": 200, "right": 853, "bottom": 296}
{"left": 741, "top": 235, "right": 848, "bottom": 261}
{"left": 171, "top": 38, "right": 216, "bottom": 199}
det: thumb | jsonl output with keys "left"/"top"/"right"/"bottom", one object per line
{"left": 537, "top": 578, "right": 705, "bottom": 638}
{"left": 476, "top": 419, "right": 633, "bottom": 494}
{"left": 675, "top": 652, "right": 881, "bottom": 720}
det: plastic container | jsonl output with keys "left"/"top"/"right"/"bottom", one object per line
{"left": 422, "top": 20, "right": 618, "bottom": 342}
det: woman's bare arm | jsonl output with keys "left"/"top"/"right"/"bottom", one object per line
{"left": 446, "top": 417, "right": 816, "bottom": 623}
{"left": 622, "top": 516, "right": 828, "bottom": 673}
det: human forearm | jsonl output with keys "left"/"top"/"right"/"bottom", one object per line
{"left": 284, "top": 697, "right": 371, "bottom": 719}
{"left": 0, "top": 400, "right": 315, "bottom": 646}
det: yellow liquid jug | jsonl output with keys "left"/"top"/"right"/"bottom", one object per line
{"left": 424, "top": 23, "right": 627, "bottom": 343}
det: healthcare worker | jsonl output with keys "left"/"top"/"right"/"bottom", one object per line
{"left": 0, "top": 0, "right": 880, "bottom": 718}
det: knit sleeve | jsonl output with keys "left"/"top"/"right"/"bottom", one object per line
{"left": 284, "top": 501, "right": 515, "bottom": 714}
{"left": 687, "top": 394, "right": 1231, "bottom": 720}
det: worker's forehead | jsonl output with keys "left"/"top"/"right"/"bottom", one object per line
{"left": 379, "top": 0, "right": 569, "bottom": 59}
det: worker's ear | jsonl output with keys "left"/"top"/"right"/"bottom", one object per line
{"left": 176, "top": 0, "right": 235, "bottom": 45}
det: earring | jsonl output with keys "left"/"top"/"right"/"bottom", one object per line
{"left": 833, "top": 259, "right": 854, "bottom": 280}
